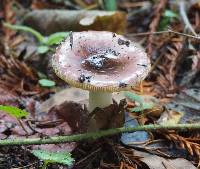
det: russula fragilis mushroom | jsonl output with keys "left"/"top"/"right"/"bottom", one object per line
{"left": 52, "top": 31, "right": 150, "bottom": 113}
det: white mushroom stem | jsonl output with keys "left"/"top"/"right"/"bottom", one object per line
{"left": 88, "top": 91, "right": 112, "bottom": 112}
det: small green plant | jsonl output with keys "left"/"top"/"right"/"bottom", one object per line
{"left": 102, "top": 0, "right": 117, "bottom": 11}
{"left": 0, "top": 105, "right": 29, "bottom": 119}
{"left": 159, "top": 9, "right": 179, "bottom": 31}
{"left": 125, "top": 92, "right": 154, "bottom": 112}
{"left": 3, "top": 22, "right": 69, "bottom": 54}
{"left": 39, "top": 79, "right": 56, "bottom": 87}
{"left": 32, "top": 150, "right": 74, "bottom": 169}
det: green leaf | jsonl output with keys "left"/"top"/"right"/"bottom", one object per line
{"left": 3, "top": 22, "right": 44, "bottom": 42}
{"left": 125, "top": 92, "right": 143, "bottom": 105}
{"left": 46, "top": 32, "right": 69, "bottom": 45}
{"left": 164, "top": 10, "right": 178, "bottom": 18}
{"left": 130, "top": 103, "right": 154, "bottom": 112}
{"left": 37, "top": 46, "right": 49, "bottom": 54}
{"left": 158, "top": 17, "right": 170, "bottom": 31}
{"left": 158, "top": 9, "right": 178, "bottom": 31}
{"left": 39, "top": 79, "right": 56, "bottom": 87}
{"left": 0, "top": 105, "right": 29, "bottom": 119}
{"left": 32, "top": 150, "right": 74, "bottom": 166}
{"left": 125, "top": 92, "right": 154, "bottom": 112}
{"left": 103, "top": 0, "right": 117, "bottom": 11}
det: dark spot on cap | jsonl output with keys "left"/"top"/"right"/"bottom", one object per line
{"left": 113, "top": 33, "right": 116, "bottom": 37}
{"left": 137, "top": 64, "right": 147, "bottom": 67}
{"left": 81, "top": 48, "right": 122, "bottom": 74}
{"left": 118, "top": 38, "right": 130, "bottom": 47}
{"left": 78, "top": 74, "right": 85, "bottom": 83}
{"left": 85, "top": 75, "right": 92, "bottom": 82}
{"left": 78, "top": 73, "right": 92, "bottom": 83}
{"left": 106, "top": 48, "right": 120, "bottom": 56}
{"left": 119, "top": 81, "right": 127, "bottom": 88}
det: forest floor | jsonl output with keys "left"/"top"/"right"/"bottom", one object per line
{"left": 0, "top": 0, "right": 200, "bottom": 169}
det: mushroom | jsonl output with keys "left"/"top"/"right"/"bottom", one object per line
{"left": 52, "top": 31, "right": 150, "bottom": 113}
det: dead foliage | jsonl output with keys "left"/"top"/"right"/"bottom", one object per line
{"left": 1, "top": 0, "right": 25, "bottom": 57}
{"left": 165, "top": 132, "right": 200, "bottom": 166}
{"left": 151, "top": 36, "right": 185, "bottom": 99}
{"left": 0, "top": 54, "right": 48, "bottom": 97}
{"left": 0, "top": 0, "right": 200, "bottom": 169}
{"left": 147, "top": 0, "right": 167, "bottom": 56}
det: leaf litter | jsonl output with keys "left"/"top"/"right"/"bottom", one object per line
{"left": 0, "top": 0, "right": 200, "bottom": 168}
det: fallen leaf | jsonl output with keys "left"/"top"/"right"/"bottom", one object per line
{"left": 39, "top": 87, "right": 125, "bottom": 114}
{"left": 165, "top": 88, "right": 200, "bottom": 124}
{"left": 158, "top": 110, "right": 184, "bottom": 125}
{"left": 134, "top": 150, "right": 196, "bottom": 169}
{"left": 92, "top": 99, "right": 126, "bottom": 130}
{"left": 121, "top": 113, "right": 150, "bottom": 147}
{"left": 48, "top": 101, "right": 89, "bottom": 132}
{"left": 23, "top": 10, "right": 126, "bottom": 35}
{"left": 0, "top": 88, "right": 19, "bottom": 106}
{"left": 39, "top": 88, "right": 88, "bottom": 113}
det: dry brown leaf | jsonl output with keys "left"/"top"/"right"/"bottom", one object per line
{"left": 0, "top": 54, "right": 49, "bottom": 97}
{"left": 165, "top": 133, "right": 200, "bottom": 166}
{"left": 134, "top": 150, "right": 196, "bottom": 169}
{"left": 92, "top": 99, "right": 126, "bottom": 129}
{"left": 150, "top": 36, "right": 184, "bottom": 98}
{"left": 23, "top": 10, "right": 126, "bottom": 35}
{"left": 147, "top": 0, "right": 167, "bottom": 56}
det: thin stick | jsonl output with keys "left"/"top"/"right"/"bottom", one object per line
{"left": 0, "top": 123, "right": 200, "bottom": 146}
{"left": 179, "top": 1, "right": 197, "bottom": 36}
{"left": 18, "top": 119, "right": 29, "bottom": 137}
{"left": 127, "top": 29, "right": 199, "bottom": 39}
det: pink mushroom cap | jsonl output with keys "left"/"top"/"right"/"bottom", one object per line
{"left": 52, "top": 31, "right": 151, "bottom": 92}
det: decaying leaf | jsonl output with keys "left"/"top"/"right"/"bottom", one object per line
{"left": 39, "top": 88, "right": 89, "bottom": 113}
{"left": 121, "top": 113, "right": 150, "bottom": 146}
{"left": 23, "top": 10, "right": 126, "bottom": 35}
{"left": 148, "top": 35, "right": 185, "bottom": 98}
{"left": 48, "top": 101, "right": 89, "bottom": 132}
{"left": 0, "top": 88, "right": 19, "bottom": 106}
{"left": 39, "top": 87, "right": 125, "bottom": 114}
{"left": 158, "top": 110, "right": 184, "bottom": 125}
{"left": 0, "top": 54, "right": 48, "bottom": 97}
{"left": 91, "top": 99, "right": 126, "bottom": 130}
{"left": 134, "top": 150, "right": 196, "bottom": 169}
{"left": 166, "top": 88, "right": 200, "bottom": 124}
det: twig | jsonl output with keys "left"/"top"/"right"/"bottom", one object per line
{"left": 76, "top": 147, "right": 101, "bottom": 165}
{"left": 179, "top": 1, "right": 197, "bottom": 36}
{"left": 18, "top": 119, "right": 29, "bottom": 137}
{"left": 127, "top": 29, "right": 200, "bottom": 39}
{"left": 0, "top": 123, "right": 200, "bottom": 146}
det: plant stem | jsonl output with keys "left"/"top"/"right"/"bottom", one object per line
{"left": 3, "top": 22, "right": 44, "bottom": 43}
{"left": 103, "top": 0, "right": 117, "bottom": 11}
{"left": 127, "top": 29, "right": 199, "bottom": 39}
{"left": 0, "top": 124, "right": 200, "bottom": 146}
